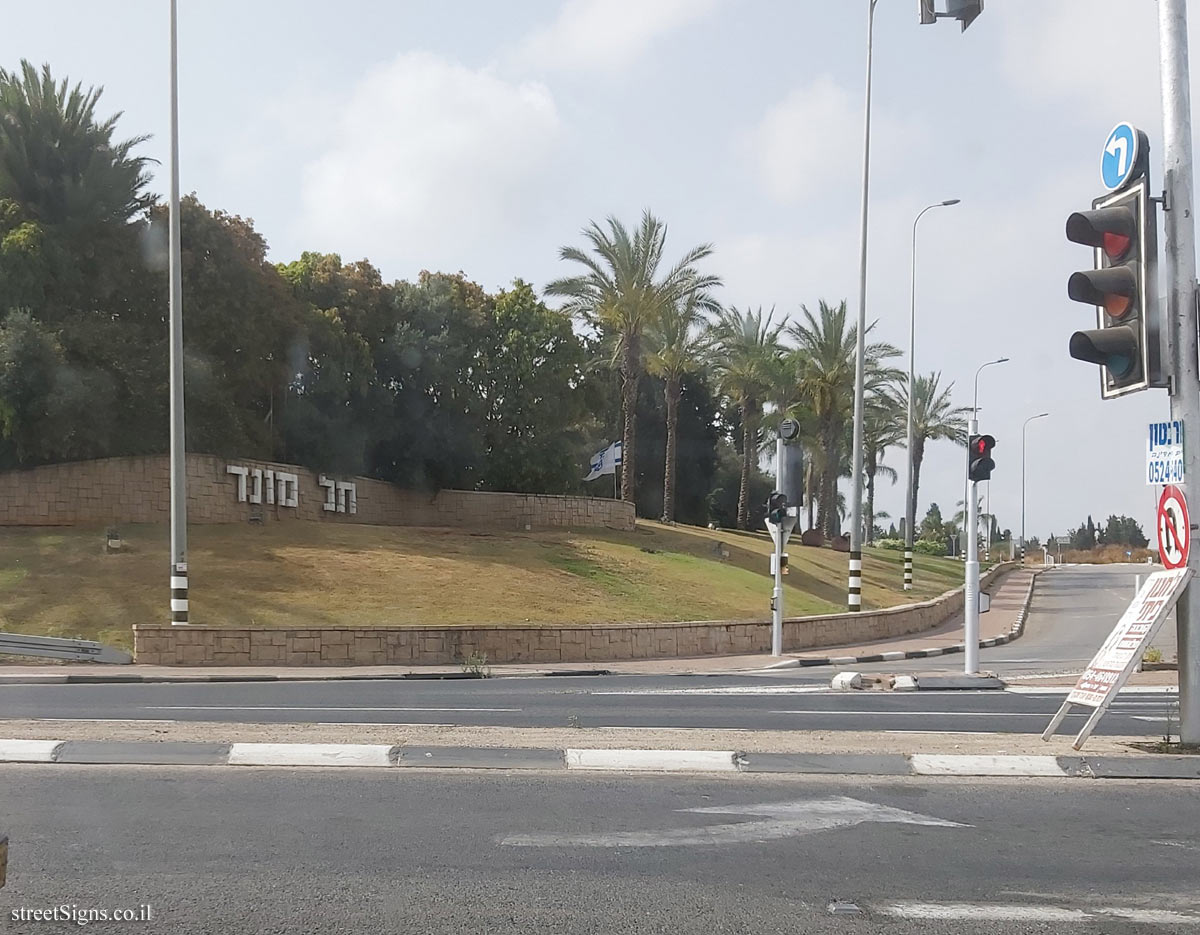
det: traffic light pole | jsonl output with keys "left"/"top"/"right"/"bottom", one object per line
{"left": 772, "top": 437, "right": 785, "bottom": 657}
{"left": 1159, "top": 0, "right": 1200, "bottom": 744}
{"left": 964, "top": 415, "right": 980, "bottom": 675}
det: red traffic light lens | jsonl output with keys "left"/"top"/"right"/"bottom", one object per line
{"left": 1103, "top": 231, "right": 1131, "bottom": 259}
{"left": 1105, "top": 293, "right": 1133, "bottom": 320}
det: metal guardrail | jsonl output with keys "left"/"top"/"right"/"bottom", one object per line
{"left": 0, "top": 632, "right": 132, "bottom": 664}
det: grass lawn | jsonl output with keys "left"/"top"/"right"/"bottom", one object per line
{"left": 0, "top": 521, "right": 972, "bottom": 649}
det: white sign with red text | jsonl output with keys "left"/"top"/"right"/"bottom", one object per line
{"left": 1068, "top": 568, "right": 1190, "bottom": 708}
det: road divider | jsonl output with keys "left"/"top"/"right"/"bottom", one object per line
{"left": 2, "top": 739, "right": 1197, "bottom": 778}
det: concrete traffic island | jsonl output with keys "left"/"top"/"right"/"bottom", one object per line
{"left": 1, "top": 736, "right": 1197, "bottom": 779}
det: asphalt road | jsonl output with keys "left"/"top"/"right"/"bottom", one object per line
{"left": 1, "top": 767, "right": 1196, "bottom": 934}
{"left": 0, "top": 676, "right": 1178, "bottom": 735}
{"left": 0, "top": 565, "right": 1178, "bottom": 736}
{"left": 844, "top": 563, "right": 1159, "bottom": 676}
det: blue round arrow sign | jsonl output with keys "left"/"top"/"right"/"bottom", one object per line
{"left": 1101, "top": 122, "right": 1140, "bottom": 191}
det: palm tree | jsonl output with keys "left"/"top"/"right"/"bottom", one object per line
{"left": 709, "top": 306, "right": 784, "bottom": 529}
{"left": 899, "top": 371, "right": 971, "bottom": 527}
{"left": 546, "top": 210, "right": 720, "bottom": 505}
{"left": 646, "top": 293, "right": 709, "bottom": 523}
{"left": 786, "top": 300, "right": 899, "bottom": 539}
{"left": 862, "top": 388, "right": 905, "bottom": 545}
{"left": 0, "top": 61, "right": 152, "bottom": 227}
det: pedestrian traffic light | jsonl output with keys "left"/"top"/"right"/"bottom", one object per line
{"left": 766, "top": 492, "right": 787, "bottom": 526}
{"left": 968, "top": 434, "right": 995, "bottom": 483}
{"left": 1066, "top": 177, "right": 1159, "bottom": 399}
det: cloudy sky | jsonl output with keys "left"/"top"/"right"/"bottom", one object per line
{"left": 2, "top": 0, "right": 1191, "bottom": 542}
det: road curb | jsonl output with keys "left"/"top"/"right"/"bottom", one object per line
{"left": 0, "top": 668, "right": 614, "bottom": 686}
{"left": 1, "top": 740, "right": 1195, "bottom": 779}
{"left": 773, "top": 568, "right": 1041, "bottom": 671}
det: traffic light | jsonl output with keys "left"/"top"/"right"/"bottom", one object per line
{"left": 947, "top": 0, "right": 983, "bottom": 31}
{"left": 919, "top": 0, "right": 936, "bottom": 24}
{"left": 766, "top": 492, "right": 787, "bottom": 526}
{"left": 1066, "top": 177, "right": 1159, "bottom": 398}
{"left": 968, "top": 434, "right": 995, "bottom": 483}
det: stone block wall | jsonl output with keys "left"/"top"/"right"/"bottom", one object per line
{"left": 0, "top": 454, "right": 633, "bottom": 531}
{"left": 133, "top": 563, "right": 1016, "bottom": 666}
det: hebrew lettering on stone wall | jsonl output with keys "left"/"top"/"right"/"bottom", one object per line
{"left": 225, "top": 465, "right": 249, "bottom": 501}
{"left": 226, "top": 464, "right": 298, "bottom": 509}
{"left": 319, "top": 474, "right": 356, "bottom": 514}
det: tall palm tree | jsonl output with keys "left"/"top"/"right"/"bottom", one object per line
{"left": 898, "top": 371, "right": 971, "bottom": 527}
{"left": 786, "top": 300, "right": 899, "bottom": 539}
{"left": 546, "top": 210, "right": 720, "bottom": 505}
{"left": 646, "top": 293, "right": 709, "bottom": 523}
{"left": 863, "top": 388, "right": 905, "bottom": 544}
{"left": 0, "top": 60, "right": 152, "bottom": 227}
{"left": 709, "top": 306, "right": 784, "bottom": 529}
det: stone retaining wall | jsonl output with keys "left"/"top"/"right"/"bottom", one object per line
{"left": 0, "top": 453, "right": 633, "bottom": 531}
{"left": 132, "top": 564, "right": 1016, "bottom": 666}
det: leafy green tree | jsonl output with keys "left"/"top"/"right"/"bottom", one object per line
{"left": 546, "top": 210, "right": 720, "bottom": 507}
{"left": 632, "top": 372, "right": 722, "bottom": 524}
{"left": 1102, "top": 514, "right": 1149, "bottom": 548}
{"left": 646, "top": 293, "right": 709, "bottom": 522}
{"left": 709, "top": 306, "right": 784, "bottom": 529}
{"left": 919, "top": 502, "right": 946, "bottom": 542}
{"left": 475, "top": 280, "right": 587, "bottom": 493}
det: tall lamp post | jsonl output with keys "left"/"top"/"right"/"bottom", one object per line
{"left": 1021, "top": 413, "right": 1050, "bottom": 563}
{"left": 903, "top": 199, "right": 960, "bottom": 591}
{"left": 964, "top": 357, "right": 1008, "bottom": 674}
{"left": 168, "top": 0, "right": 189, "bottom": 625}
{"left": 848, "top": 1, "right": 985, "bottom": 612}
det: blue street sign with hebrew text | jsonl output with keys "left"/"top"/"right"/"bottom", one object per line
{"left": 1147, "top": 420, "right": 1184, "bottom": 486}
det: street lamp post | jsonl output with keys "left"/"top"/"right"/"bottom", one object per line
{"left": 1021, "top": 413, "right": 1050, "bottom": 564}
{"left": 167, "top": 0, "right": 189, "bottom": 626}
{"left": 903, "top": 199, "right": 960, "bottom": 592}
{"left": 847, "top": 0, "right": 880, "bottom": 613}
{"left": 849, "top": 2, "right": 983, "bottom": 612}
{"left": 964, "top": 357, "right": 1008, "bottom": 674}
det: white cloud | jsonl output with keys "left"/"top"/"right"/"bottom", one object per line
{"left": 743, "top": 75, "right": 919, "bottom": 205}
{"left": 298, "top": 52, "right": 562, "bottom": 272}
{"left": 515, "top": 0, "right": 720, "bottom": 72}
{"left": 998, "top": 0, "right": 1161, "bottom": 126}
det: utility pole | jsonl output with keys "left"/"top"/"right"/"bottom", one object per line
{"left": 168, "top": 0, "right": 189, "bottom": 625}
{"left": 1159, "top": 0, "right": 1200, "bottom": 743}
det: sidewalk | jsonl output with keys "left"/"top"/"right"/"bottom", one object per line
{"left": 0, "top": 569, "right": 1039, "bottom": 684}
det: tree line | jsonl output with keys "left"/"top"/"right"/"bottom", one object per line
{"left": 0, "top": 61, "right": 972, "bottom": 535}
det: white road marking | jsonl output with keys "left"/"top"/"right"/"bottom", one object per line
{"left": 770, "top": 709, "right": 1087, "bottom": 717}
{"left": 590, "top": 686, "right": 831, "bottom": 696}
{"left": 0, "top": 738, "right": 62, "bottom": 762}
{"left": 1007, "top": 685, "right": 1179, "bottom": 694}
{"left": 564, "top": 749, "right": 738, "bottom": 772}
{"left": 227, "top": 742, "right": 392, "bottom": 767}
{"left": 1154, "top": 839, "right": 1200, "bottom": 851}
{"left": 876, "top": 901, "right": 1199, "bottom": 925}
{"left": 499, "top": 796, "right": 965, "bottom": 847}
{"left": 146, "top": 706, "right": 520, "bottom": 713}
{"left": 910, "top": 755, "right": 1066, "bottom": 777}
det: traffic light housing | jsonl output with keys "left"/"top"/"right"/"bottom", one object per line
{"left": 1066, "top": 177, "right": 1159, "bottom": 398}
{"left": 968, "top": 434, "right": 995, "bottom": 483}
{"left": 766, "top": 492, "right": 787, "bottom": 526}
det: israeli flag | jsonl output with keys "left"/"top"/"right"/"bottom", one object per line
{"left": 584, "top": 441, "right": 623, "bottom": 481}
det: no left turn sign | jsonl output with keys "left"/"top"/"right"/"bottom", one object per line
{"left": 1158, "top": 485, "right": 1190, "bottom": 569}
